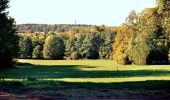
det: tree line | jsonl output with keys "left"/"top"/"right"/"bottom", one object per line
{"left": 0, "top": 0, "right": 170, "bottom": 69}
{"left": 17, "top": 0, "right": 170, "bottom": 65}
{"left": 18, "top": 26, "right": 116, "bottom": 60}
{"left": 17, "top": 24, "right": 93, "bottom": 33}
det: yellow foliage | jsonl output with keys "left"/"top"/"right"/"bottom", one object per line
{"left": 113, "top": 25, "right": 132, "bottom": 64}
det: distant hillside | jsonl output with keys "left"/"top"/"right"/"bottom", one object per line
{"left": 16, "top": 24, "right": 98, "bottom": 33}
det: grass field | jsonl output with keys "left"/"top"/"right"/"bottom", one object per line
{"left": 0, "top": 59, "right": 170, "bottom": 99}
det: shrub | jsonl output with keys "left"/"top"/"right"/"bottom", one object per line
{"left": 71, "top": 52, "right": 81, "bottom": 60}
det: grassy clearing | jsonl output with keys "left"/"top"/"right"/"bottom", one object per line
{"left": 0, "top": 59, "right": 170, "bottom": 98}
{"left": 1, "top": 59, "right": 170, "bottom": 83}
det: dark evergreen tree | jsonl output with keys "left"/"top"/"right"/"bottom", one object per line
{"left": 81, "top": 33, "right": 101, "bottom": 59}
{"left": 0, "top": 0, "right": 19, "bottom": 68}
{"left": 19, "top": 36, "right": 33, "bottom": 59}
{"left": 65, "top": 37, "right": 77, "bottom": 58}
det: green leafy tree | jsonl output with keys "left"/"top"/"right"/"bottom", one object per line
{"left": 74, "top": 33, "right": 86, "bottom": 57}
{"left": 128, "top": 5, "right": 169, "bottom": 65}
{"left": 99, "top": 31, "right": 115, "bottom": 59}
{"left": 127, "top": 8, "right": 158, "bottom": 65}
{"left": 43, "top": 35, "right": 65, "bottom": 59}
{"left": 159, "top": 0, "right": 170, "bottom": 62}
{"left": 19, "top": 36, "right": 33, "bottom": 59}
{"left": 65, "top": 36, "right": 76, "bottom": 58}
{"left": 31, "top": 35, "right": 40, "bottom": 49}
{"left": 32, "top": 45, "right": 43, "bottom": 59}
{"left": 128, "top": 34, "right": 151, "bottom": 65}
{"left": 0, "top": 0, "right": 19, "bottom": 68}
{"left": 113, "top": 2, "right": 169, "bottom": 65}
{"left": 146, "top": 25, "right": 169, "bottom": 64}
{"left": 81, "top": 33, "right": 101, "bottom": 59}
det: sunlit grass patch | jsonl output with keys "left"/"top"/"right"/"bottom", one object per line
{"left": 0, "top": 59, "right": 170, "bottom": 97}
{"left": 0, "top": 59, "right": 170, "bottom": 83}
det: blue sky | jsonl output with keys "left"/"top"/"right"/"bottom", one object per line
{"left": 8, "top": 0, "right": 156, "bottom": 26}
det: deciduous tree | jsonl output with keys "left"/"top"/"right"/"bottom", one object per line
{"left": 43, "top": 35, "right": 65, "bottom": 59}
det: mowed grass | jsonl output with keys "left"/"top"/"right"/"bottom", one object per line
{"left": 1, "top": 59, "right": 170, "bottom": 83}
{"left": 1, "top": 59, "right": 170, "bottom": 99}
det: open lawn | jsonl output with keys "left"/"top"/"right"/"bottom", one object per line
{"left": 0, "top": 59, "right": 170, "bottom": 99}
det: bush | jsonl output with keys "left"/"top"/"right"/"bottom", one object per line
{"left": 147, "top": 49, "right": 169, "bottom": 65}
{"left": 71, "top": 52, "right": 81, "bottom": 60}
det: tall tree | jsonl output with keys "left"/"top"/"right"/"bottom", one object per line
{"left": 113, "top": 1, "right": 169, "bottom": 65}
{"left": 125, "top": 10, "right": 138, "bottom": 25}
{"left": 19, "top": 36, "right": 33, "bottom": 59}
{"left": 32, "top": 45, "right": 43, "bottom": 59}
{"left": 81, "top": 33, "right": 101, "bottom": 59}
{"left": 65, "top": 36, "right": 77, "bottom": 58}
{"left": 0, "top": 0, "right": 19, "bottom": 68}
{"left": 43, "top": 35, "right": 65, "bottom": 60}
{"left": 113, "top": 25, "right": 132, "bottom": 64}
{"left": 99, "top": 31, "right": 115, "bottom": 59}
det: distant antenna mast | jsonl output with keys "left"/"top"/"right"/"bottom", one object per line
{"left": 75, "top": 18, "right": 77, "bottom": 25}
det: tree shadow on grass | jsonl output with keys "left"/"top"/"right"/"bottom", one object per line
{"left": 0, "top": 64, "right": 170, "bottom": 79}
{"left": 1, "top": 63, "right": 170, "bottom": 98}
{"left": 1, "top": 80, "right": 170, "bottom": 95}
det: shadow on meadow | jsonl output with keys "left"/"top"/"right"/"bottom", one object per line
{"left": 1, "top": 63, "right": 170, "bottom": 98}
{"left": 1, "top": 80, "right": 170, "bottom": 98}
{"left": 0, "top": 63, "right": 170, "bottom": 79}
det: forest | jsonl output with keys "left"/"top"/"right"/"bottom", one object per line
{"left": 17, "top": 25, "right": 116, "bottom": 60}
{"left": 16, "top": 0, "right": 170, "bottom": 65}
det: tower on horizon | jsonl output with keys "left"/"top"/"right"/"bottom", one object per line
{"left": 75, "top": 18, "right": 77, "bottom": 25}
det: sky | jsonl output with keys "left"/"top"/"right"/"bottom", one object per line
{"left": 8, "top": 0, "right": 156, "bottom": 26}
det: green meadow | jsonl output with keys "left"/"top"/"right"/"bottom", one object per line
{"left": 1, "top": 59, "right": 170, "bottom": 82}
{"left": 0, "top": 60, "right": 170, "bottom": 99}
